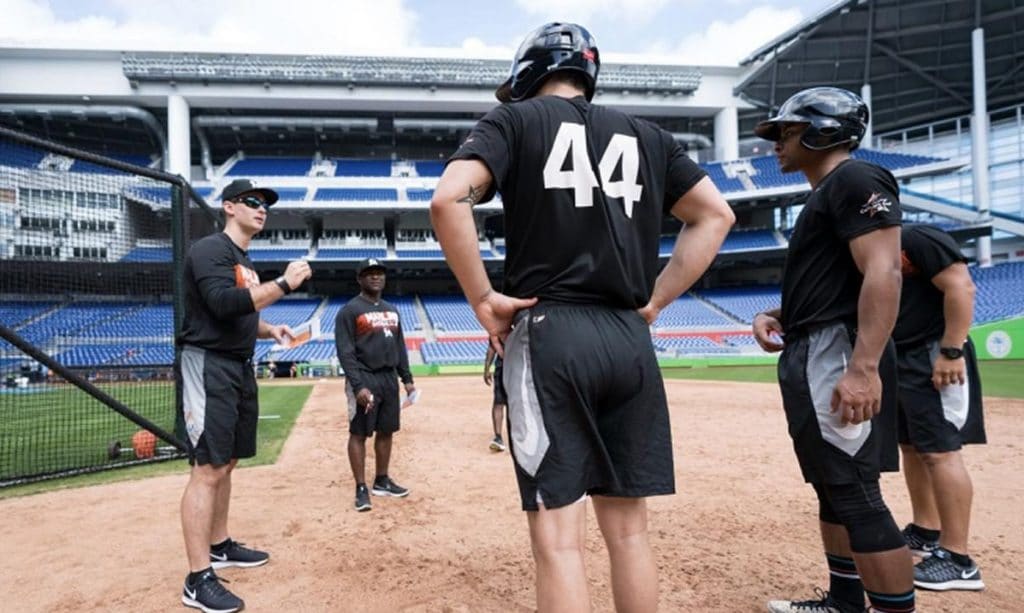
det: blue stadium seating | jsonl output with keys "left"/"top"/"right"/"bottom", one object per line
{"left": 278, "top": 340, "right": 336, "bottom": 361}
{"left": 972, "top": 261, "right": 1024, "bottom": 323}
{"left": 653, "top": 296, "right": 736, "bottom": 328}
{"left": 125, "top": 185, "right": 171, "bottom": 205}
{"left": 334, "top": 159, "right": 392, "bottom": 177}
{"left": 55, "top": 345, "right": 130, "bottom": 367}
{"left": 0, "top": 301, "right": 57, "bottom": 328}
{"left": 721, "top": 230, "right": 780, "bottom": 251}
{"left": 318, "top": 298, "right": 349, "bottom": 335}
{"left": 407, "top": 188, "right": 434, "bottom": 201}
{"left": 15, "top": 302, "right": 139, "bottom": 345}
{"left": 749, "top": 156, "right": 807, "bottom": 189}
{"left": 0, "top": 142, "right": 47, "bottom": 168}
{"left": 395, "top": 249, "right": 445, "bottom": 258}
{"left": 227, "top": 157, "right": 312, "bottom": 176}
{"left": 421, "top": 296, "right": 482, "bottom": 332}
{"left": 112, "top": 344, "right": 175, "bottom": 366}
{"left": 270, "top": 187, "right": 309, "bottom": 201}
{"left": 314, "top": 188, "right": 398, "bottom": 202}
{"left": 248, "top": 249, "right": 309, "bottom": 262}
{"left": 77, "top": 304, "right": 174, "bottom": 338}
{"left": 121, "top": 246, "right": 172, "bottom": 262}
{"left": 420, "top": 340, "right": 488, "bottom": 365}
{"left": 697, "top": 286, "right": 781, "bottom": 324}
{"left": 414, "top": 161, "right": 446, "bottom": 177}
{"left": 699, "top": 162, "right": 745, "bottom": 193}
{"left": 316, "top": 247, "right": 387, "bottom": 260}
{"left": 261, "top": 299, "right": 320, "bottom": 328}
{"left": 389, "top": 296, "right": 422, "bottom": 331}
{"left": 852, "top": 149, "right": 941, "bottom": 169}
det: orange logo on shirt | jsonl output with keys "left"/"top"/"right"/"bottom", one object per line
{"left": 356, "top": 311, "right": 400, "bottom": 337}
{"left": 234, "top": 264, "right": 260, "bottom": 289}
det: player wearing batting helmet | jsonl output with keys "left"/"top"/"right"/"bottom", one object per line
{"left": 432, "top": 21, "right": 734, "bottom": 612}
{"left": 752, "top": 88, "right": 916, "bottom": 613}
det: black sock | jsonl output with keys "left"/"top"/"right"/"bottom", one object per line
{"left": 826, "top": 553, "right": 864, "bottom": 609}
{"left": 866, "top": 588, "right": 914, "bottom": 613}
{"left": 944, "top": 548, "right": 973, "bottom": 567}
{"left": 187, "top": 566, "right": 213, "bottom": 585}
{"left": 909, "top": 523, "right": 940, "bottom": 542}
{"left": 210, "top": 538, "right": 231, "bottom": 552}
{"left": 375, "top": 474, "right": 387, "bottom": 482}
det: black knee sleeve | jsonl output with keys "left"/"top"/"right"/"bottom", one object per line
{"left": 814, "top": 481, "right": 906, "bottom": 553}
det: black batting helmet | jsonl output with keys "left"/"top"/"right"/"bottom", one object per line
{"left": 754, "top": 87, "right": 869, "bottom": 151}
{"left": 495, "top": 22, "right": 599, "bottom": 103}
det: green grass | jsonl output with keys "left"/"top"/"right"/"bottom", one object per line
{"left": 662, "top": 360, "right": 1024, "bottom": 398}
{"left": 0, "top": 384, "right": 311, "bottom": 499}
{"left": 662, "top": 364, "right": 780, "bottom": 384}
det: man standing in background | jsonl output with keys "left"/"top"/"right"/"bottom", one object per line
{"left": 894, "top": 224, "right": 986, "bottom": 592}
{"left": 335, "top": 258, "right": 416, "bottom": 513}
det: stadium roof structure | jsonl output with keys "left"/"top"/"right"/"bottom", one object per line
{"left": 734, "top": 0, "right": 1024, "bottom": 135}
{"left": 121, "top": 53, "right": 703, "bottom": 96}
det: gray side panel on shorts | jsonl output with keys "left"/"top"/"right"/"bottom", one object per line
{"left": 928, "top": 341, "right": 970, "bottom": 430}
{"left": 503, "top": 315, "right": 550, "bottom": 478}
{"left": 807, "top": 324, "right": 873, "bottom": 457}
{"left": 181, "top": 346, "right": 207, "bottom": 447}
{"left": 345, "top": 380, "right": 357, "bottom": 423}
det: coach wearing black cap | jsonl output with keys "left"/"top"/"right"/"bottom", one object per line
{"left": 177, "top": 178, "right": 311, "bottom": 613}
{"left": 335, "top": 257, "right": 416, "bottom": 512}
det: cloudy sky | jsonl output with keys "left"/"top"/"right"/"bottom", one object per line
{"left": 1, "top": 0, "right": 833, "bottom": 65}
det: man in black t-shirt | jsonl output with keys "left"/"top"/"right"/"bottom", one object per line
{"left": 177, "top": 179, "right": 312, "bottom": 613}
{"left": 335, "top": 258, "right": 416, "bottom": 512}
{"left": 430, "top": 22, "right": 734, "bottom": 612}
{"left": 894, "top": 224, "right": 986, "bottom": 592}
{"left": 751, "top": 88, "right": 915, "bottom": 613}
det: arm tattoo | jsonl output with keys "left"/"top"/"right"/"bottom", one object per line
{"left": 456, "top": 184, "right": 486, "bottom": 205}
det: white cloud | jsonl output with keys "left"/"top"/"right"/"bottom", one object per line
{"left": 661, "top": 5, "right": 804, "bottom": 66}
{"left": 0, "top": 0, "right": 419, "bottom": 55}
{"left": 514, "top": 0, "right": 673, "bottom": 26}
{"left": 459, "top": 37, "right": 514, "bottom": 60}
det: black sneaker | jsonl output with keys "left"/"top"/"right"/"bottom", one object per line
{"left": 489, "top": 435, "right": 506, "bottom": 452}
{"left": 354, "top": 484, "right": 372, "bottom": 512}
{"left": 902, "top": 523, "right": 939, "bottom": 558}
{"left": 914, "top": 547, "right": 985, "bottom": 591}
{"left": 372, "top": 475, "right": 410, "bottom": 497}
{"left": 182, "top": 568, "right": 244, "bottom": 613}
{"left": 209, "top": 539, "right": 269, "bottom": 569}
{"left": 767, "top": 588, "right": 865, "bottom": 612}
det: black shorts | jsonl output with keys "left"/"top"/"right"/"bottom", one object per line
{"left": 502, "top": 303, "right": 674, "bottom": 511}
{"left": 178, "top": 345, "right": 259, "bottom": 466}
{"left": 778, "top": 321, "right": 899, "bottom": 485}
{"left": 346, "top": 369, "right": 400, "bottom": 437}
{"left": 897, "top": 338, "right": 986, "bottom": 453}
{"left": 492, "top": 358, "right": 507, "bottom": 406}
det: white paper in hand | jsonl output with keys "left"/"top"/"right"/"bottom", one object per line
{"left": 401, "top": 389, "right": 421, "bottom": 409}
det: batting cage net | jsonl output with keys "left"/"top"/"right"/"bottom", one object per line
{"left": 0, "top": 126, "right": 220, "bottom": 486}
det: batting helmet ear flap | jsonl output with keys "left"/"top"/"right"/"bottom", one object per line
{"left": 496, "top": 22, "right": 599, "bottom": 103}
{"left": 754, "top": 87, "right": 869, "bottom": 151}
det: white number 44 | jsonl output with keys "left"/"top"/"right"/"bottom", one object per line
{"left": 542, "top": 122, "right": 643, "bottom": 217}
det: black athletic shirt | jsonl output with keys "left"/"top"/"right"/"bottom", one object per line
{"left": 780, "top": 160, "right": 902, "bottom": 334}
{"left": 178, "top": 232, "right": 259, "bottom": 360}
{"left": 893, "top": 224, "right": 967, "bottom": 349}
{"left": 334, "top": 296, "right": 413, "bottom": 392}
{"left": 449, "top": 95, "right": 707, "bottom": 309}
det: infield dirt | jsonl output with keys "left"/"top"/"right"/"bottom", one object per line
{"left": 3, "top": 376, "right": 1021, "bottom": 612}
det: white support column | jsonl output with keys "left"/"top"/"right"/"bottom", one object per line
{"left": 714, "top": 106, "right": 739, "bottom": 162}
{"left": 971, "top": 27, "right": 992, "bottom": 267}
{"left": 860, "top": 84, "right": 873, "bottom": 148}
{"left": 167, "top": 94, "right": 191, "bottom": 178}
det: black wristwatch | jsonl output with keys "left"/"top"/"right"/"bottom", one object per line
{"left": 939, "top": 345, "right": 964, "bottom": 360}
{"left": 274, "top": 276, "right": 292, "bottom": 295}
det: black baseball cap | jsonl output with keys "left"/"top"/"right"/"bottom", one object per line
{"left": 357, "top": 258, "right": 387, "bottom": 276}
{"left": 220, "top": 179, "right": 279, "bottom": 206}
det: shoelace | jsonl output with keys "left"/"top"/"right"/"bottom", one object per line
{"left": 200, "top": 571, "right": 234, "bottom": 598}
{"left": 791, "top": 587, "right": 837, "bottom": 610}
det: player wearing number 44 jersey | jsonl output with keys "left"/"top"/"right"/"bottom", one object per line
{"left": 431, "top": 22, "right": 734, "bottom": 613}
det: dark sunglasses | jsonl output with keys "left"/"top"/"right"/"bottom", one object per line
{"left": 234, "top": 196, "right": 267, "bottom": 209}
